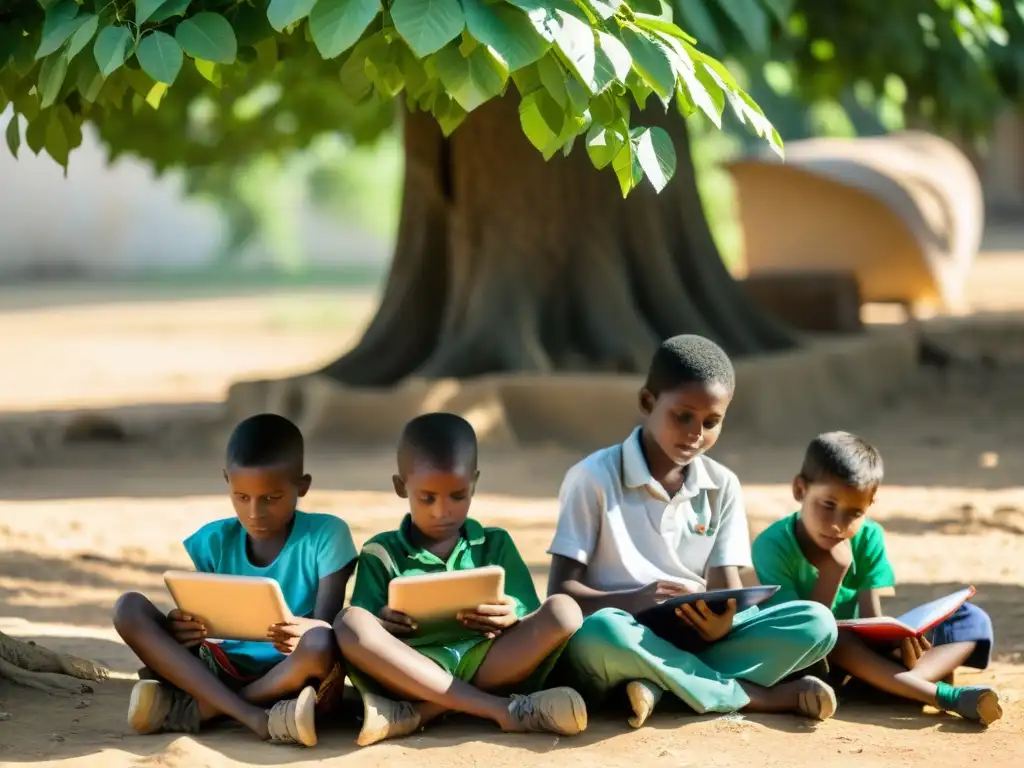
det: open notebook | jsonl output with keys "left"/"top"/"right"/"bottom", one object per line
{"left": 837, "top": 586, "right": 976, "bottom": 641}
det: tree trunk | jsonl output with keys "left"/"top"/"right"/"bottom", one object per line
{"left": 0, "top": 631, "right": 108, "bottom": 696}
{"left": 321, "top": 95, "right": 796, "bottom": 385}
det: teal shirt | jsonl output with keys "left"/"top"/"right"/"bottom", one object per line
{"left": 351, "top": 515, "right": 540, "bottom": 675}
{"left": 752, "top": 512, "right": 896, "bottom": 620}
{"left": 183, "top": 510, "right": 357, "bottom": 673}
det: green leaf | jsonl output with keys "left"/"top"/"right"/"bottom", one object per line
{"left": 36, "top": 0, "right": 83, "bottom": 59}
{"left": 594, "top": 29, "right": 631, "bottom": 88}
{"left": 150, "top": 0, "right": 191, "bottom": 23}
{"left": 518, "top": 87, "right": 563, "bottom": 158}
{"left": 579, "top": 0, "right": 620, "bottom": 21}
{"left": 619, "top": 26, "right": 674, "bottom": 102}
{"left": 552, "top": 9, "right": 598, "bottom": 92}
{"left": 175, "top": 12, "right": 238, "bottom": 64}
{"left": 654, "top": 32, "right": 722, "bottom": 125}
{"left": 391, "top": 0, "right": 464, "bottom": 58}
{"left": 67, "top": 14, "right": 99, "bottom": 62}
{"left": 309, "top": 0, "right": 381, "bottom": 59}
{"left": 434, "top": 41, "right": 508, "bottom": 112}
{"left": 75, "top": 52, "right": 104, "bottom": 103}
{"left": 194, "top": 58, "right": 223, "bottom": 87}
{"left": 462, "top": 0, "right": 549, "bottom": 72}
{"left": 612, "top": 140, "right": 641, "bottom": 196}
{"left": 45, "top": 111, "right": 69, "bottom": 167}
{"left": 39, "top": 52, "right": 69, "bottom": 108}
{"left": 537, "top": 52, "right": 569, "bottom": 106}
{"left": 146, "top": 81, "right": 169, "bottom": 109}
{"left": 717, "top": 0, "right": 769, "bottom": 54}
{"left": 585, "top": 122, "right": 623, "bottom": 169}
{"left": 25, "top": 112, "right": 48, "bottom": 155}
{"left": 5, "top": 114, "right": 20, "bottom": 158}
{"left": 433, "top": 93, "right": 468, "bottom": 135}
{"left": 633, "top": 13, "right": 696, "bottom": 44}
{"left": 137, "top": 31, "right": 183, "bottom": 85}
{"left": 137, "top": 0, "right": 168, "bottom": 25}
{"left": 267, "top": 0, "right": 319, "bottom": 33}
{"left": 675, "top": 1, "right": 723, "bottom": 53}
{"left": 93, "top": 25, "right": 133, "bottom": 77}
{"left": 632, "top": 125, "right": 675, "bottom": 191}
{"left": 761, "top": 0, "right": 794, "bottom": 25}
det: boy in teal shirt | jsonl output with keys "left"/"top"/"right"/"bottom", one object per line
{"left": 112, "top": 414, "right": 358, "bottom": 746}
{"left": 335, "top": 413, "right": 587, "bottom": 746}
{"left": 753, "top": 431, "right": 1001, "bottom": 725}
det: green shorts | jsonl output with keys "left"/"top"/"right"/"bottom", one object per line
{"left": 348, "top": 636, "right": 568, "bottom": 698}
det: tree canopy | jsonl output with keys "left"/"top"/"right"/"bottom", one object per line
{"left": 0, "top": 0, "right": 790, "bottom": 197}
{"left": 0, "top": 1, "right": 1017, "bottom": 195}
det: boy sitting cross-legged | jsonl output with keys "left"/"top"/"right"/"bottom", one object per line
{"left": 753, "top": 431, "right": 1002, "bottom": 725}
{"left": 547, "top": 335, "right": 839, "bottom": 727}
{"left": 112, "top": 414, "right": 358, "bottom": 747}
{"left": 334, "top": 412, "right": 587, "bottom": 746}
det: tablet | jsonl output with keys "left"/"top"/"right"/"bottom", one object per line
{"left": 388, "top": 566, "right": 506, "bottom": 622}
{"left": 163, "top": 570, "right": 295, "bottom": 642}
{"left": 636, "top": 585, "right": 781, "bottom": 651}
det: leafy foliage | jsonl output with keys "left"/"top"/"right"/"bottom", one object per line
{"left": 0, "top": 0, "right": 785, "bottom": 195}
{"left": 2, "top": 1, "right": 1020, "bottom": 193}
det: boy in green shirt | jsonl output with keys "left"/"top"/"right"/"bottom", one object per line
{"left": 334, "top": 413, "right": 587, "bottom": 746}
{"left": 752, "top": 431, "right": 1001, "bottom": 725}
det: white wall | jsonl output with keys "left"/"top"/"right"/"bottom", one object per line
{"left": 0, "top": 107, "right": 226, "bottom": 275}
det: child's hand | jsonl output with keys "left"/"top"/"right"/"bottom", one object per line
{"left": 457, "top": 598, "right": 518, "bottom": 638}
{"left": 167, "top": 609, "right": 206, "bottom": 648}
{"left": 676, "top": 598, "right": 737, "bottom": 642}
{"left": 899, "top": 635, "right": 932, "bottom": 669}
{"left": 637, "top": 580, "right": 692, "bottom": 608}
{"left": 823, "top": 539, "right": 853, "bottom": 571}
{"left": 378, "top": 607, "right": 417, "bottom": 636}
{"left": 267, "top": 617, "right": 330, "bottom": 654}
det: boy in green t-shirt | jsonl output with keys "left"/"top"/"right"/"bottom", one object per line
{"left": 752, "top": 431, "right": 1001, "bottom": 725}
{"left": 334, "top": 413, "right": 587, "bottom": 746}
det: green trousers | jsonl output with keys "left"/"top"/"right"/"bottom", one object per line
{"left": 553, "top": 601, "right": 838, "bottom": 714}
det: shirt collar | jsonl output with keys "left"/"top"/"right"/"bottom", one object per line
{"left": 397, "top": 514, "right": 486, "bottom": 565}
{"left": 622, "top": 426, "right": 719, "bottom": 500}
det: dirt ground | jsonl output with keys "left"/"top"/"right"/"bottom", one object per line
{"left": 1, "top": 253, "right": 1023, "bottom": 766}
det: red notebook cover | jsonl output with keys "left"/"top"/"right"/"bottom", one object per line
{"left": 836, "top": 586, "right": 976, "bottom": 642}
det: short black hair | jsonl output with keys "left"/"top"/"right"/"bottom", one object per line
{"left": 644, "top": 334, "right": 736, "bottom": 396}
{"left": 799, "top": 431, "right": 884, "bottom": 490}
{"left": 225, "top": 413, "right": 305, "bottom": 471}
{"left": 397, "top": 413, "right": 478, "bottom": 476}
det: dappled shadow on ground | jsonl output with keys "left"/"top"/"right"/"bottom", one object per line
{"left": 0, "top": 549, "right": 177, "bottom": 629}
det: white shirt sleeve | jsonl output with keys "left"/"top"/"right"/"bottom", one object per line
{"left": 707, "top": 471, "right": 753, "bottom": 568}
{"left": 547, "top": 465, "right": 604, "bottom": 566}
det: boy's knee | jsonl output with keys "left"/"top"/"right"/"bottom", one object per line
{"left": 295, "top": 626, "right": 337, "bottom": 677}
{"left": 112, "top": 591, "right": 155, "bottom": 637}
{"left": 801, "top": 601, "right": 839, "bottom": 649}
{"left": 333, "top": 606, "right": 376, "bottom": 646}
{"left": 538, "top": 594, "right": 583, "bottom": 638}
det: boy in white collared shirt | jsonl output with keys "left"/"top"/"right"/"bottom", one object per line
{"left": 547, "top": 335, "right": 840, "bottom": 727}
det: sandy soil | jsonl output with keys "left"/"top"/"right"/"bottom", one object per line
{"left": 1, "top": 255, "right": 1023, "bottom": 766}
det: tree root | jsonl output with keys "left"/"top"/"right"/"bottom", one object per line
{"left": 0, "top": 631, "right": 109, "bottom": 696}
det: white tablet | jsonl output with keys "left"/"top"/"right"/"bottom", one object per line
{"left": 388, "top": 566, "right": 506, "bottom": 622}
{"left": 163, "top": 570, "right": 295, "bottom": 642}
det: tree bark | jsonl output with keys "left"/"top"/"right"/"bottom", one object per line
{"left": 321, "top": 95, "right": 796, "bottom": 385}
{"left": 0, "top": 631, "right": 108, "bottom": 695}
